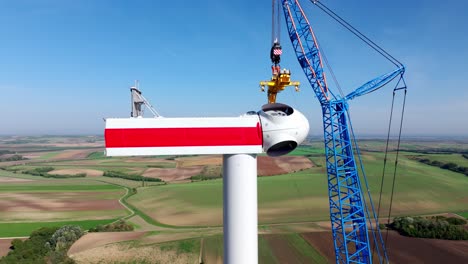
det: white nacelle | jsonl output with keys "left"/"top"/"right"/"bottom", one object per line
{"left": 257, "top": 103, "right": 310, "bottom": 157}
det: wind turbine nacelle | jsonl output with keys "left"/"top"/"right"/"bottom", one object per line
{"left": 258, "top": 103, "right": 309, "bottom": 157}
{"left": 104, "top": 103, "right": 309, "bottom": 157}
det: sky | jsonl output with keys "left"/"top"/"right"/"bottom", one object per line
{"left": 0, "top": 0, "right": 467, "bottom": 136}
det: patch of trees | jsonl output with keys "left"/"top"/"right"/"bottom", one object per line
{"left": 410, "top": 156, "right": 468, "bottom": 176}
{"left": 0, "top": 225, "right": 83, "bottom": 264}
{"left": 22, "top": 167, "right": 86, "bottom": 179}
{"left": 103, "top": 170, "right": 162, "bottom": 182}
{"left": 88, "top": 220, "right": 134, "bottom": 232}
{"left": 463, "top": 154, "right": 468, "bottom": 160}
{"left": 0, "top": 154, "right": 27, "bottom": 162}
{"left": 389, "top": 216, "right": 468, "bottom": 240}
{"left": 190, "top": 174, "right": 221, "bottom": 182}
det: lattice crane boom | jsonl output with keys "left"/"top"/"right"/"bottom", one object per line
{"left": 280, "top": 0, "right": 405, "bottom": 263}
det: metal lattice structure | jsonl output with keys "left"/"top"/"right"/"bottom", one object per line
{"left": 282, "top": 0, "right": 405, "bottom": 263}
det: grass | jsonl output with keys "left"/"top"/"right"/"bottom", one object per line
{"left": 120, "top": 187, "right": 178, "bottom": 228}
{"left": 258, "top": 236, "right": 276, "bottom": 263}
{"left": 87, "top": 151, "right": 105, "bottom": 159}
{"left": 159, "top": 238, "right": 200, "bottom": 254}
{"left": 288, "top": 145, "right": 324, "bottom": 156}
{"left": 38, "top": 151, "right": 61, "bottom": 159}
{"left": 0, "top": 219, "right": 117, "bottom": 237}
{"left": 128, "top": 168, "right": 330, "bottom": 225}
{"left": 128, "top": 151, "right": 468, "bottom": 226}
{"left": 356, "top": 152, "right": 468, "bottom": 215}
{"left": 456, "top": 212, "right": 468, "bottom": 219}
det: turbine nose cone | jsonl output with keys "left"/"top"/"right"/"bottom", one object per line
{"left": 258, "top": 103, "right": 310, "bottom": 156}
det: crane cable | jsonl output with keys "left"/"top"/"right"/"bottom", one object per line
{"left": 385, "top": 78, "right": 407, "bottom": 245}
{"left": 372, "top": 75, "right": 407, "bottom": 258}
{"left": 315, "top": 38, "right": 345, "bottom": 98}
{"left": 310, "top": 0, "right": 403, "bottom": 68}
{"left": 272, "top": 0, "right": 281, "bottom": 44}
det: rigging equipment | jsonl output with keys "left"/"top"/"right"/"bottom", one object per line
{"left": 260, "top": 0, "right": 301, "bottom": 104}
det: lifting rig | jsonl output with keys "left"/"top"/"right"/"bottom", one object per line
{"left": 262, "top": 1, "right": 408, "bottom": 263}
{"left": 260, "top": 0, "right": 300, "bottom": 104}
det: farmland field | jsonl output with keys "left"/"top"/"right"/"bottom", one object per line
{"left": 0, "top": 164, "right": 128, "bottom": 236}
{"left": 1, "top": 135, "right": 467, "bottom": 263}
{"left": 0, "top": 219, "right": 117, "bottom": 237}
{"left": 127, "top": 151, "right": 468, "bottom": 227}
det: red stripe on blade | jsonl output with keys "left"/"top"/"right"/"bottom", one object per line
{"left": 105, "top": 126, "right": 263, "bottom": 148}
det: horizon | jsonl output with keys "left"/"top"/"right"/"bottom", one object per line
{"left": 1, "top": 133, "right": 468, "bottom": 141}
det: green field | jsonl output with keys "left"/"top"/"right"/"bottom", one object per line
{"left": 0, "top": 219, "right": 117, "bottom": 237}
{"left": 38, "top": 151, "right": 61, "bottom": 159}
{"left": 0, "top": 172, "right": 129, "bottom": 234}
{"left": 288, "top": 145, "right": 325, "bottom": 156}
{"left": 456, "top": 212, "right": 468, "bottom": 219}
{"left": 128, "top": 151, "right": 468, "bottom": 226}
{"left": 87, "top": 151, "right": 105, "bottom": 159}
{"left": 1, "top": 137, "right": 467, "bottom": 263}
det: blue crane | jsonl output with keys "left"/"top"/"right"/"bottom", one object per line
{"left": 269, "top": 0, "right": 407, "bottom": 263}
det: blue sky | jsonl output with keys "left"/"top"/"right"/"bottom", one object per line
{"left": 0, "top": 0, "right": 467, "bottom": 136}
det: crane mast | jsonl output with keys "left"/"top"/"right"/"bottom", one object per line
{"left": 278, "top": 0, "right": 406, "bottom": 263}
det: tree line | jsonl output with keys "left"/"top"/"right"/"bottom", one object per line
{"left": 389, "top": 216, "right": 468, "bottom": 240}
{"left": 0, "top": 154, "right": 27, "bottom": 162}
{"left": 411, "top": 156, "right": 468, "bottom": 176}
{"left": 103, "top": 170, "right": 162, "bottom": 182}
{"left": 22, "top": 167, "right": 85, "bottom": 179}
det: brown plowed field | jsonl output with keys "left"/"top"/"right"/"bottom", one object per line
{"left": 140, "top": 155, "right": 313, "bottom": 182}
{"left": 258, "top": 156, "right": 313, "bottom": 176}
{"left": 0, "top": 177, "right": 33, "bottom": 183}
{"left": 68, "top": 231, "right": 146, "bottom": 255}
{"left": 176, "top": 156, "right": 222, "bottom": 167}
{"left": 53, "top": 149, "right": 97, "bottom": 160}
{"left": 0, "top": 239, "right": 13, "bottom": 257}
{"left": 0, "top": 192, "right": 124, "bottom": 212}
{"left": 263, "top": 234, "right": 313, "bottom": 263}
{"left": 0, "top": 238, "right": 27, "bottom": 257}
{"left": 302, "top": 231, "right": 468, "bottom": 264}
{"left": 143, "top": 166, "right": 204, "bottom": 181}
{"left": 48, "top": 169, "right": 104, "bottom": 177}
